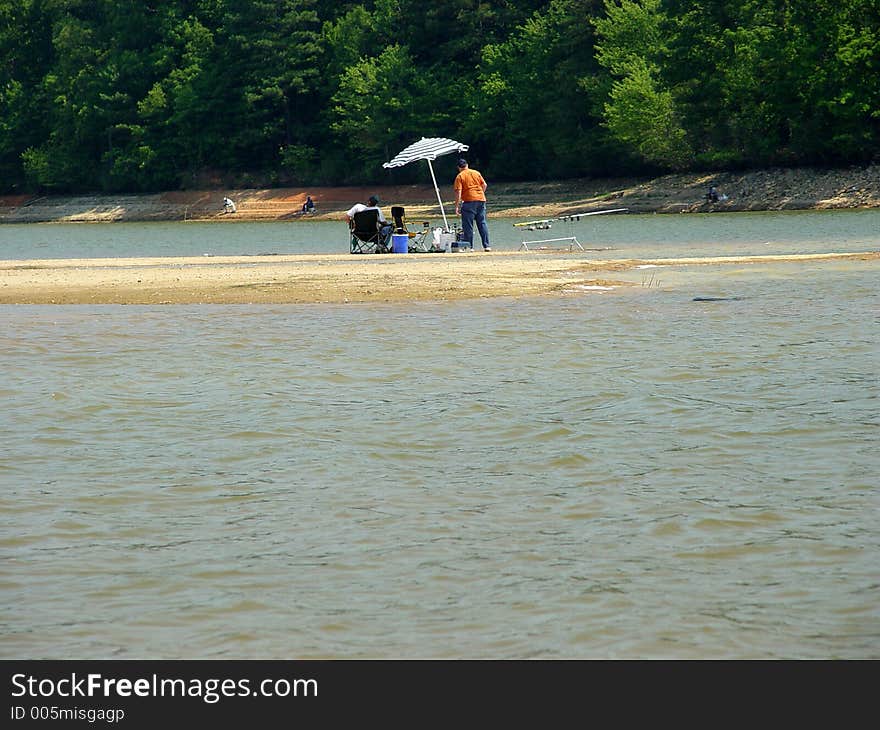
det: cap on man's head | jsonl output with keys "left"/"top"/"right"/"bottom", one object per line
{"left": 457, "top": 158, "right": 467, "bottom": 168}
{"left": 368, "top": 195, "right": 379, "bottom": 205}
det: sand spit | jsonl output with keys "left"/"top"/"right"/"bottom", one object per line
{"left": 1, "top": 250, "right": 876, "bottom": 305}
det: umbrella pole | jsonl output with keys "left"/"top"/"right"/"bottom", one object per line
{"left": 426, "top": 158, "right": 450, "bottom": 231}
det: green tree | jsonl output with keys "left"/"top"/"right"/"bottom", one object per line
{"left": 22, "top": 3, "right": 109, "bottom": 189}
{"left": 0, "top": 0, "right": 55, "bottom": 191}
{"left": 661, "top": 0, "right": 787, "bottom": 165}
{"left": 330, "top": 43, "right": 426, "bottom": 181}
{"left": 661, "top": 0, "right": 879, "bottom": 166}
{"left": 206, "top": 0, "right": 321, "bottom": 181}
{"left": 783, "top": 0, "right": 879, "bottom": 162}
{"left": 3, "top": 0, "right": 875, "bottom": 193}
{"left": 594, "top": 0, "right": 693, "bottom": 169}
{"left": 319, "top": 4, "right": 376, "bottom": 86}
{"left": 475, "top": 0, "right": 622, "bottom": 179}
{"left": 16, "top": 0, "right": 193, "bottom": 191}
{"left": 134, "top": 12, "right": 220, "bottom": 188}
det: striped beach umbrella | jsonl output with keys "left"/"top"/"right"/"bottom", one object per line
{"left": 383, "top": 137, "right": 469, "bottom": 230}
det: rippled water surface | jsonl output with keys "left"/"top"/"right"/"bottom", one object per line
{"left": 1, "top": 214, "right": 878, "bottom": 659}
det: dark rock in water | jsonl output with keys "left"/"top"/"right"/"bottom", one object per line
{"left": 692, "top": 296, "right": 745, "bottom": 301}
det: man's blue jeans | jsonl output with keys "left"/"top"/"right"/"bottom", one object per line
{"left": 460, "top": 201, "right": 490, "bottom": 249}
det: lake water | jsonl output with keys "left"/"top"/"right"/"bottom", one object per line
{"left": 1, "top": 208, "right": 878, "bottom": 259}
{"left": 1, "top": 210, "right": 878, "bottom": 659}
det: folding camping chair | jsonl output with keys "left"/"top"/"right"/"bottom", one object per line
{"left": 350, "top": 208, "right": 390, "bottom": 254}
{"left": 390, "top": 206, "right": 432, "bottom": 252}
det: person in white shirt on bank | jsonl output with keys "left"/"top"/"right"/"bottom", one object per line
{"left": 346, "top": 194, "right": 391, "bottom": 241}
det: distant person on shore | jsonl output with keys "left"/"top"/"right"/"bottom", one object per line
{"left": 346, "top": 194, "right": 391, "bottom": 240}
{"left": 302, "top": 195, "right": 315, "bottom": 214}
{"left": 223, "top": 196, "right": 237, "bottom": 214}
{"left": 453, "top": 158, "right": 490, "bottom": 251}
{"left": 705, "top": 185, "right": 729, "bottom": 204}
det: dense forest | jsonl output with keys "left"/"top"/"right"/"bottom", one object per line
{"left": 1, "top": 0, "right": 877, "bottom": 194}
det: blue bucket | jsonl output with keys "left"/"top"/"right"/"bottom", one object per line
{"left": 391, "top": 234, "right": 409, "bottom": 253}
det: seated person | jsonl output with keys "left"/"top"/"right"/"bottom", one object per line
{"left": 302, "top": 195, "right": 315, "bottom": 214}
{"left": 346, "top": 195, "right": 392, "bottom": 241}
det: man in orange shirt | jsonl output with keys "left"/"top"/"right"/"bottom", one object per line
{"left": 453, "top": 158, "right": 491, "bottom": 251}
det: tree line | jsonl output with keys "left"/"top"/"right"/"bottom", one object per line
{"left": 1, "top": 0, "right": 877, "bottom": 194}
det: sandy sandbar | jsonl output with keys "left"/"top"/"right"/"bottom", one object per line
{"left": 1, "top": 250, "right": 876, "bottom": 305}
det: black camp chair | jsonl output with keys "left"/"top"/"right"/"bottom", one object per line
{"left": 390, "top": 205, "right": 432, "bottom": 252}
{"left": 350, "top": 208, "right": 390, "bottom": 254}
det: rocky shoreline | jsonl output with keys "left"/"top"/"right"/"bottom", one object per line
{"left": 1, "top": 164, "right": 877, "bottom": 224}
